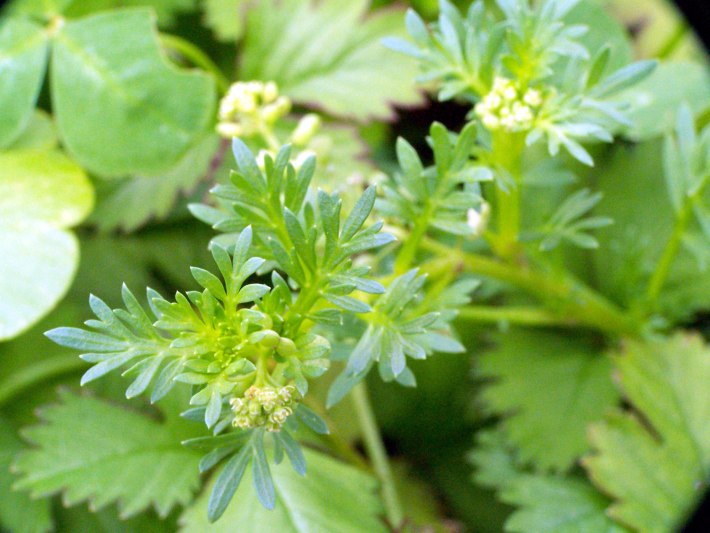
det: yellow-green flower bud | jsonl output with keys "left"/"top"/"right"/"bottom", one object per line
{"left": 276, "top": 337, "right": 298, "bottom": 357}
{"left": 291, "top": 114, "right": 321, "bottom": 147}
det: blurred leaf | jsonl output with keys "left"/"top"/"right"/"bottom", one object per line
{"left": 64, "top": 0, "right": 198, "bottom": 26}
{"left": 470, "top": 429, "right": 628, "bottom": 533}
{"left": 51, "top": 8, "right": 215, "bottom": 176}
{"left": 0, "top": 149, "right": 93, "bottom": 340}
{"left": 8, "top": 110, "right": 58, "bottom": 151}
{"left": 585, "top": 333, "right": 710, "bottom": 533}
{"left": 14, "top": 390, "right": 202, "bottom": 519}
{"left": 612, "top": 61, "right": 710, "bottom": 141}
{"left": 203, "top": 0, "right": 247, "bottom": 41}
{"left": 240, "top": 0, "right": 421, "bottom": 122}
{"left": 54, "top": 504, "right": 175, "bottom": 533}
{"left": 594, "top": 140, "right": 710, "bottom": 320}
{"left": 90, "top": 134, "right": 222, "bottom": 232}
{"left": 7, "top": 0, "right": 198, "bottom": 26}
{"left": 564, "top": 0, "right": 632, "bottom": 71}
{"left": 502, "top": 475, "right": 630, "bottom": 533}
{"left": 179, "top": 447, "right": 386, "bottom": 532}
{"left": 0, "top": 416, "right": 52, "bottom": 533}
{"left": 0, "top": 17, "right": 48, "bottom": 148}
{"left": 477, "top": 330, "right": 619, "bottom": 472}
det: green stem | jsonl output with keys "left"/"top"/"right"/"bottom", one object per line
{"left": 351, "top": 382, "right": 404, "bottom": 529}
{"left": 491, "top": 132, "right": 525, "bottom": 261}
{"left": 645, "top": 180, "right": 708, "bottom": 306}
{"left": 0, "top": 355, "right": 85, "bottom": 406}
{"left": 458, "top": 305, "right": 576, "bottom": 327}
{"left": 159, "top": 33, "right": 230, "bottom": 94}
{"left": 421, "top": 236, "right": 639, "bottom": 336}
{"left": 393, "top": 209, "right": 431, "bottom": 275}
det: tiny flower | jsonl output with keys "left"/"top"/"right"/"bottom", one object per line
{"left": 523, "top": 88, "right": 542, "bottom": 107}
{"left": 467, "top": 203, "right": 490, "bottom": 236}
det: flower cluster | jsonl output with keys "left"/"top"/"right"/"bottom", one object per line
{"left": 216, "top": 81, "right": 291, "bottom": 138}
{"left": 474, "top": 77, "right": 543, "bottom": 133}
{"left": 230, "top": 384, "right": 299, "bottom": 432}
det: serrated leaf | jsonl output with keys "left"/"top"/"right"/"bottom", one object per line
{"left": 477, "top": 330, "right": 619, "bottom": 472}
{"left": 502, "top": 475, "right": 630, "bottom": 533}
{"left": 584, "top": 333, "right": 710, "bottom": 533}
{"left": 239, "top": 0, "right": 421, "bottom": 122}
{"left": 51, "top": 8, "right": 215, "bottom": 176}
{"left": 180, "top": 447, "right": 386, "bottom": 532}
{"left": 0, "top": 18, "right": 48, "bottom": 148}
{"left": 13, "top": 390, "right": 201, "bottom": 519}
{"left": 0, "top": 149, "right": 93, "bottom": 341}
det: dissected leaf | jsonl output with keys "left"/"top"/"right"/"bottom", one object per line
{"left": 0, "top": 18, "right": 48, "bottom": 148}
{"left": 584, "top": 333, "right": 710, "bottom": 533}
{"left": 0, "top": 149, "right": 93, "bottom": 340}
{"left": 477, "top": 330, "right": 619, "bottom": 472}
{"left": 50, "top": 8, "right": 215, "bottom": 176}
{"left": 14, "top": 390, "right": 202, "bottom": 519}
{"left": 239, "top": 0, "right": 421, "bottom": 122}
{"left": 179, "top": 447, "right": 386, "bottom": 532}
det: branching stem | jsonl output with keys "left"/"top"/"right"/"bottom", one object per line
{"left": 421, "top": 236, "right": 639, "bottom": 336}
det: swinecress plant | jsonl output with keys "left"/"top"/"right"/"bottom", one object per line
{"left": 23, "top": 0, "right": 710, "bottom": 530}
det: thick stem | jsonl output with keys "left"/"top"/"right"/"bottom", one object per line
{"left": 458, "top": 305, "right": 577, "bottom": 327}
{"left": 491, "top": 132, "right": 525, "bottom": 261}
{"left": 352, "top": 383, "right": 404, "bottom": 529}
{"left": 421, "top": 236, "right": 639, "bottom": 337}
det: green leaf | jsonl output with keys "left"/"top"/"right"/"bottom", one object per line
{"left": 180, "top": 447, "right": 386, "bottom": 532}
{"left": 90, "top": 134, "right": 222, "bottom": 232}
{"left": 239, "top": 0, "right": 421, "bottom": 122}
{"left": 584, "top": 333, "right": 710, "bottom": 533}
{"left": 8, "top": 110, "right": 58, "bottom": 151}
{"left": 469, "top": 429, "right": 628, "bottom": 533}
{"left": 203, "top": 0, "right": 247, "bottom": 41}
{"left": 594, "top": 139, "right": 710, "bottom": 320}
{"left": 0, "top": 416, "right": 52, "bottom": 533}
{"left": 63, "top": 0, "right": 198, "bottom": 26}
{"left": 477, "top": 330, "right": 619, "bottom": 472}
{"left": 0, "top": 18, "right": 48, "bottom": 148}
{"left": 502, "top": 475, "right": 630, "bottom": 533}
{"left": 13, "top": 390, "right": 202, "bottom": 519}
{"left": 611, "top": 61, "right": 710, "bottom": 141}
{"left": 50, "top": 8, "right": 215, "bottom": 177}
{"left": 0, "top": 149, "right": 93, "bottom": 341}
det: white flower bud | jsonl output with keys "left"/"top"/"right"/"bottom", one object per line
{"left": 524, "top": 88, "right": 542, "bottom": 107}
{"left": 467, "top": 203, "right": 490, "bottom": 236}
